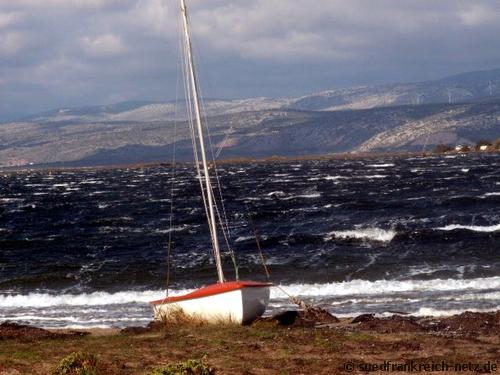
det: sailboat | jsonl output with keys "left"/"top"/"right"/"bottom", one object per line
{"left": 149, "top": 0, "right": 271, "bottom": 325}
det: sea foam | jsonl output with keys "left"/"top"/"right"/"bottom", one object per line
{"left": 324, "top": 227, "right": 397, "bottom": 242}
{"left": 437, "top": 224, "right": 500, "bottom": 232}
{"left": 3, "top": 276, "right": 500, "bottom": 308}
{"left": 272, "top": 276, "right": 500, "bottom": 299}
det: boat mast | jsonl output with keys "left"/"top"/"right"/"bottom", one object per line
{"left": 180, "top": 0, "right": 225, "bottom": 283}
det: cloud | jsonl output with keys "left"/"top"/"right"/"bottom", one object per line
{"left": 126, "top": 0, "right": 177, "bottom": 38}
{"left": 177, "top": 0, "right": 500, "bottom": 64}
{"left": 0, "top": 31, "right": 26, "bottom": 56}
{"left": 1, "top": 0, "right": 500, "bottom": 120}
{"left": 81, "top": 34, "right": 126, "bottom": 58}
{"left": 459, "top": 3, "right": 500, "bottom": 26}
{"left": 0, "top": 10, "right": 23, "bottom": 28}
{"left": 0, "top": 0, "right": 126, "bottom": 10}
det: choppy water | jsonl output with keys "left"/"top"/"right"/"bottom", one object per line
{"left": 0, "top": 153, "right": 499, "bottom": 328}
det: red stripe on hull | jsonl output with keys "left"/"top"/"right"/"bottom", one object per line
{"left": 150, "top": 281, "right": 272, "bottom": 305}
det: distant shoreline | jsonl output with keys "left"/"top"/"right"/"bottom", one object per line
{"left": 1, "top": 149, "right": 498, "bottom": 173}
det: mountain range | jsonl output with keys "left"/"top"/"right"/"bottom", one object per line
{"left": 1, "top": 68, "right": 500, "bottom": 167}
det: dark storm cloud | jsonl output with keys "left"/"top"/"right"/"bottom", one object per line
{"left": 1, "top": 0, "right": 500, "bottom": 119}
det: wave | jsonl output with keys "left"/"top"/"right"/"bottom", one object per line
{"left": 366, "top": 164, "right": 395, "bottom": 168}
{"left": 482, "top": 192, "right": 500, "bottom": 198}
{"left": 326, "top": 291, "right": 500, "bottom": 307}
{"left": 437, "top": 224, "right": 500, "bottom": 232}
{"left": 155, "top": 224, "right": 192, "bottom": 234}
{"left": 309, "top": 175, "right": 347, "bottom": 182}
{"left": 324, "top": 175, "right": 348, "bottom": 180}
{"left": 273, "top": 276, "right": 500, "bottom": 299}
{"left": 332, "top": 306, "right": 500, "bottom": 318}
{"left": 283, "top": 193, "right": 322, "bottom": 200}
{"left": 324, "top": 227, "right": 396, "bottom": 243}
{"left": 0, "top": 290, "right": 168, "bottom": 308}
{"left": 1, "top": 315, "right": 151, "bottom": 323}
{"left": 266, "top": 191, "right": 285, "bottom": 196}
{"left": 3, "top": 277, "right": 500, "bottom": 308}
{"left": 362, "top": 175, "right": 387, "bottom": 179}
{"left": 412, "top": 307, "right": 500, "bottom": 317}
{"left": 0, "top": 198, "right": 24, "bottom": 203}
{"left": 55, "top": 324, "right": 113, "bottom": 329}
{"left": 235, "top": 235, "right": 254, "bottom": 243}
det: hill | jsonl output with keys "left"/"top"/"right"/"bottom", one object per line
{"left": 1, "top": 100, "right": 499, "bottom": 167}
{"left": 1, "top": 68, "right": 500, "bottom": 167}
{"left": 290, "top": 68, "right": 500, "bottom": 111}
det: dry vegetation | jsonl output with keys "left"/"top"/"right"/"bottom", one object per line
{"left": 1, "top": 311, "right": 499, "bottom": 374}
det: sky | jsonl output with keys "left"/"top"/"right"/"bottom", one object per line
{"left": 1, "top": 0, "right": 500, "bottom": 120}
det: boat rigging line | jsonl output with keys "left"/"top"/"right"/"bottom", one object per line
{"left": 165, "top": 13, "right": 185, "bottom": 298}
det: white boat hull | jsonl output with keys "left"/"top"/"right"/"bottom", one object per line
{"left": 151, "top": 282, "right": 271, "bottom": 325}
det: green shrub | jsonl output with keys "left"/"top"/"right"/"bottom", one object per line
{"left": 145, "top": 358, "right": 215, "bottom": 375}
{"left": 51, "top": 351, "right": 98, "bottom": 375}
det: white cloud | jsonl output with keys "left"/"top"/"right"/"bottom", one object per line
{"left": 1, "top": 0, "right": 500, "bottom": 118}
{"left": 126, "top": 0, "right": 176, "bottom": 38}
{"left": 226, "top": 31, "right": 356, "bottom": 61}
{"left": 28, "top": 57, "right": 83, "bottom": 85}
{"left": 81, "top": 34, "right": 126, "bottom": 57}
{"left": 187, "top": 0, "right": 461, "bottom": 61}
{"left": 0, "top": 0, "right": 122, "bottom": 10}
{"left": 0, "top": 31, "right": 26, "bottom": 56}
{"left": 459, "top": 3, "right": 500, "bottom": 26}
{"left": 0, "top": 11, "right": 22, "bottom": 28}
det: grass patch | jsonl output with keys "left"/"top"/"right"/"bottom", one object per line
{"left": 313, "top": 329, "right": 345, "bottom": 352}
{"left": 347, "top": 332, "right": 375, "bottom": 342}
{"left": 51, "top": 351, "right": 98, "bottom": 375}
{"left": 145, "top": 358, "right": 215, "bottom": 375}
{"left": 10, "top": 350, "right": 42, "bottom": 361}
{"left": 0, "top": 320, "right": 497, "bottom": 374}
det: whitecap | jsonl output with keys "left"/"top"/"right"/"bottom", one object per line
{"left": 324, "top": 228, "right": 397, "bottom": 243}
{"left": 155, "top": 224, "right": 192, "bottom": 234}
{"left": 367, "top": 164, "right": 395, "bottom": 168}
{"left": 271, "top": 276, "right": 500, "bottom": 299}
{"left": 437, "top": 224, "right": 500, "bottom": 232}
{"left": 3, "top": 277, "right": 500, "bottom": 328}
{"left": 266, "top": 191, "right": 285, "bottom": 197}
{"left": 282, "top": 193, "right": 321, "bottom": 200}
{"left": 482, "top": 192, "right": 500, "bottom": 198}
{"left": 412, "top": 307, "right": 500, "bottom": 317}
{"left": 0, "top": 290, "right": 172, "bottom": 308}
{"left": 324, "top": 175, "right": 348, "bottom": 180}
{"left": 0, "top": 198, "right": 24, "bottom": 203}
{"left": 235, "top": 235, "right": 254, "bottom": 243}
